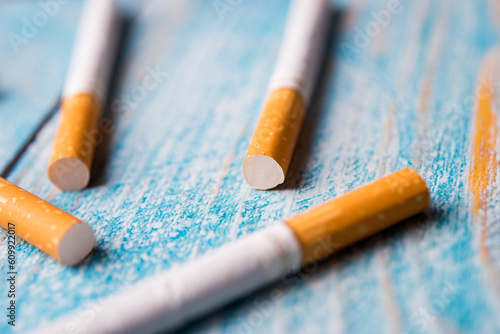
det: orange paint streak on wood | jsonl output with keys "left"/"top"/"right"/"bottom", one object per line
{"left": 383, "top": 103, "right": 395, "bottom": 144}
{"left": 469, "top": 57, "right": 499, "bottom": 260}
{"left": 381, "top": 272, "right": 402, "bottom": 333}
{"left": 418, "top": 79, "right": 432, "bottom": 116}
{"left": 379, "top": 251, "right": 402, "bottom": 334}
{"left": 489, "top": 0, "right": 500, "bottom": 28}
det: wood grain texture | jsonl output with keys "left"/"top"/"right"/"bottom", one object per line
{"left": 0, "top": 1, "right": 82, "bottom": 174}
{"left": 1, "top": 0, "right": 500, "bottom": 333}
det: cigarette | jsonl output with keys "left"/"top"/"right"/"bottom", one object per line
{"left": 243, "top": 0, "right": 330, "bottom": 189}
{"left": 39, "top": 168, "right": 429, "bottom": 333}
{"left": 48, "top": 0, "right": 120, "bottom": 191}
{"left": 0, "top": 178, "right": 94, "bottom": 266}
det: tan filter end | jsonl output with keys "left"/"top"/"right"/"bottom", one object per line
{"left": 285, "top": 168, "right": 430, "bottom": 263}
{"left": 48, "top": 93, "right": 101, "bottom": 191}
{"left": 243, "top": 88, "right": 306, "bottom": 190}
{"left": 0, "top": 178, "right": 95, "bottom": 265}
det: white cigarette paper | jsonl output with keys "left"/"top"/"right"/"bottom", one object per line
{"left": 38, "top": 225, "right": 302, "bottom": 334}
{"left": 63, "top": 0, "right": 120, "bottom": 103}
{"left": 268, "top": 0, "right": 330, "bottom": 103}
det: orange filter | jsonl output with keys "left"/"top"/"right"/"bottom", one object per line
{"left": 48, "top": 93, "right": 101, "bottom": 191}
{"left": 242, "top": 0, "right": 330, "bottom": 190}
{"left": 48, "top": 0, "right": 119, "bottom": 191}
{"left": 285, "top": 168, "right": 430, "bottom": 262}
{"left": 0, "top": 177, "right": 94, "bottom": 265}
{"left": 242, "top": 88, "right": 306, "bottom": 189}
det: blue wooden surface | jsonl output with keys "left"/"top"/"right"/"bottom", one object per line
{"left": 0, "top": 1, "right": 80, "bottom": 174}
{"left": 1, "top": 0, "right": 500, "bottom": 333}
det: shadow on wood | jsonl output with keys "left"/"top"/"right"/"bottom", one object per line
{"left": 0, "top": 100, "right": 59, "bottom": 179}
{"left": 89, "top": 13, "right": 136, "bottom": 188}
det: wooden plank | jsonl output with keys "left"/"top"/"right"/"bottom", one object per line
{"left": 0, "top": 1, "right": 82, "bottom": 174}
{"left": 1, "top": 0, "right": 500, "bottom": 333}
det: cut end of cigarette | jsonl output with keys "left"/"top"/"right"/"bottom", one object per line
{"left": 242, "top": 155, "right": 285, "bottom": 190}
{"left": 58, "top": 222, "right": 95, "bottom": 266}
{"left": 48, "top": 157, "right": 90, "bottom": 191}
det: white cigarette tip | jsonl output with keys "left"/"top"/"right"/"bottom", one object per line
{"left": 48, "top": 157, "right": 91, "bottom": 191}
{"left": 58, "top": 222, "right": 95, "bottom": 266}
{"left": 242, "top": 155, "right": 285, "bottom": 190}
